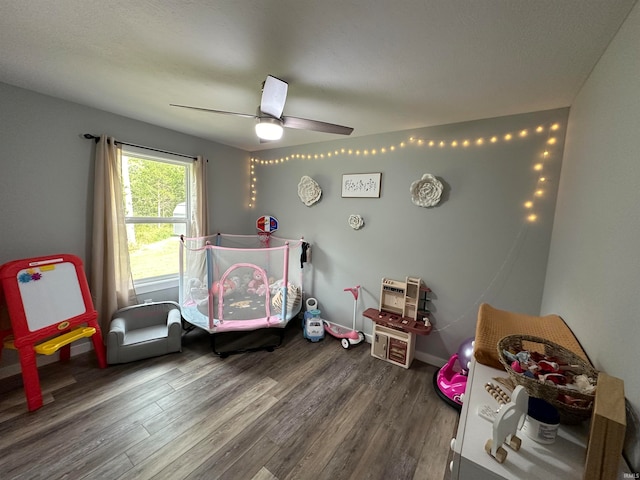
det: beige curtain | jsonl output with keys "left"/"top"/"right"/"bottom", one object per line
{"left": 185, "top": 155, "right": 209, "bottom": 281}
{"left": 190, "top": 155, "right": 209, "bottom": 237}
{"left": 90, "top": 135, "right": 136, "bottom": 335}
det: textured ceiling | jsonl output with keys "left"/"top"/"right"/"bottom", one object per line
{"left": 0, "top": 0, "right": 636, "bottom": 151}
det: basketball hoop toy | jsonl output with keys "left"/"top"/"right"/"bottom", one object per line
{"left": 256, "top": 215, "right": 279, "bottom": 247}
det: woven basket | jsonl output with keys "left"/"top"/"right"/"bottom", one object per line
{"left": 497, "top": 334, "right": 598, "bottom": 424}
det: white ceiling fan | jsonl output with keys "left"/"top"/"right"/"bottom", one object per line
{"left": 171, "top": 75, "right": 354, "bottom": 142}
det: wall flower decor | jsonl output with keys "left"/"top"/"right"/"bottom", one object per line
{"left": 297, "top": 175, "right": 322, "bottom": 206}
{"left": 410, "top": 173, "right": 443, "bottom": 207}
{"left": 348, "top": 214, "right": 365, "bottom": 230}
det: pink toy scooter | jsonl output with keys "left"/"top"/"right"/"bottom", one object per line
{"left": 323, "top": 285, "right": 366, "bottom": 349}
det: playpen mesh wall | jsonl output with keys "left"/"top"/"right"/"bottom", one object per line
{"left": 179, "top": 234, "right": 305, "bottom": 333}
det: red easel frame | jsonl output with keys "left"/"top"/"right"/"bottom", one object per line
{"left": 0, "top": 254, "right": 106, "bottom": 411}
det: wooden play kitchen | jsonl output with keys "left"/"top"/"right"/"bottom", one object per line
{"left": 363, "top": 276, "right": 432, "bottom": 368}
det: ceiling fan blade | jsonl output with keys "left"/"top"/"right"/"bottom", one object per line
{"left": 282, "top": 115, "right": 354, "bottom": 135}
{"left": 170, "top": 104, "right": 257, "bottom": 119}
{"left": 260, "top": 75, "right": 288, "bottom": 118}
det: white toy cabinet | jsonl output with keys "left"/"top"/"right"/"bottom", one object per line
{"left": 371, "top": 324, "right": 415, "bottom": 369}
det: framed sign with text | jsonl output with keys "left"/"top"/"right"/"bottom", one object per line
{"left": 341, "top": 173, "right": 382, "bottom": 198}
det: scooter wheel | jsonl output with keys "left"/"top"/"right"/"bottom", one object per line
{"left": 357, "top": 331, "right": 365, "bottom": 343}
{"left": 341, "top": 338, "right": 350, "bottom": 349}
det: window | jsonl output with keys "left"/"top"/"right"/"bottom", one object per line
{"left": 121, "top": 147, "right": 190, "bottom": 289}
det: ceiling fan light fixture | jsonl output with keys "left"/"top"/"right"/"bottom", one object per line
{"left": 255, "top": 117, "right": 284, "bottom": 141}
{"left": 172, "top": 75, "right": 352, "bottom": 141}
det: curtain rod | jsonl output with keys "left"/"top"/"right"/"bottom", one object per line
{"left": 83, "top": 134, "right": 198, "bottom": 160}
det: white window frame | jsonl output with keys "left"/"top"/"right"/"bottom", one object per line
{"left": 121, "top": 146, "right": 191, "bottom": 293}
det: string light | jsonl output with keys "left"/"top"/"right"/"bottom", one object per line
{"left": 248, "top": 159, "right": 256, "bottom": 207}
{"left": 249, "top": 122, "right": 561, "bottom": 218}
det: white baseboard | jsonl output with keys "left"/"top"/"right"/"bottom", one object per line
{"left": 0, "top": 342, "right": 94, "bottom": 380}
{"left": 414, "top": 350, "right": 448, "bottom": 368}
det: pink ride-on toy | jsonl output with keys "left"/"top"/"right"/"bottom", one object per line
{"left": 323, "top": 285, "right": 366, "bottom": 349}
{"left": 433, "top": 337, "right": 475, "bottom": 410}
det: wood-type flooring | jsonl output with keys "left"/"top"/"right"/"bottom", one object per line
{"left": 0, "top": 324, "right": 458, "bottom": 480}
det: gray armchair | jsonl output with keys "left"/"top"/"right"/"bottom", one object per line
{"left": 107, "top": 301, "right": 182, "bottom": 364}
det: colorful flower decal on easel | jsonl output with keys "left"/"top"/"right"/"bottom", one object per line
{"left": 18, "top": 269, "right": 42, "bottom": 283}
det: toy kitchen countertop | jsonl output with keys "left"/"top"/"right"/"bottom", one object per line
{"left": 363, "top": 308, "right": 432, "bottom": 335}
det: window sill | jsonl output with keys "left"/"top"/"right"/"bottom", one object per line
{"left": 134, "top": 276, "right": 179, "bottom": 295}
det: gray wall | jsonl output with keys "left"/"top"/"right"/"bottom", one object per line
{"left": 542, "top": 2, "right": 640, "bottom": 470}
{"left": 253, "top": 108, "right": 567, "bottom": 365}
{"left": 0, "top": 81, "right": 250, "bottom": 268}
{"left": 0, "top": 82, "right": 250, "bottom": 374}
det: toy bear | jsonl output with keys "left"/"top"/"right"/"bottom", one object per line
{"left": 247, "top": 270, "right": 265, "bottom": 295}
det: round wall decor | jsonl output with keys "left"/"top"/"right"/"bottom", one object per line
{"left": 348, "top": 214, "right": 365, "bottom": 230}
{"left": 410, "top": 173, "right": 443, "bottom": 207}
{"left": 297, "top": 175, "right": 322, "bottom": 206}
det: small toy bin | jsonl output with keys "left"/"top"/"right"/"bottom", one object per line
{"left": 303, "top": 309, "right": 324, "bottom": 342}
